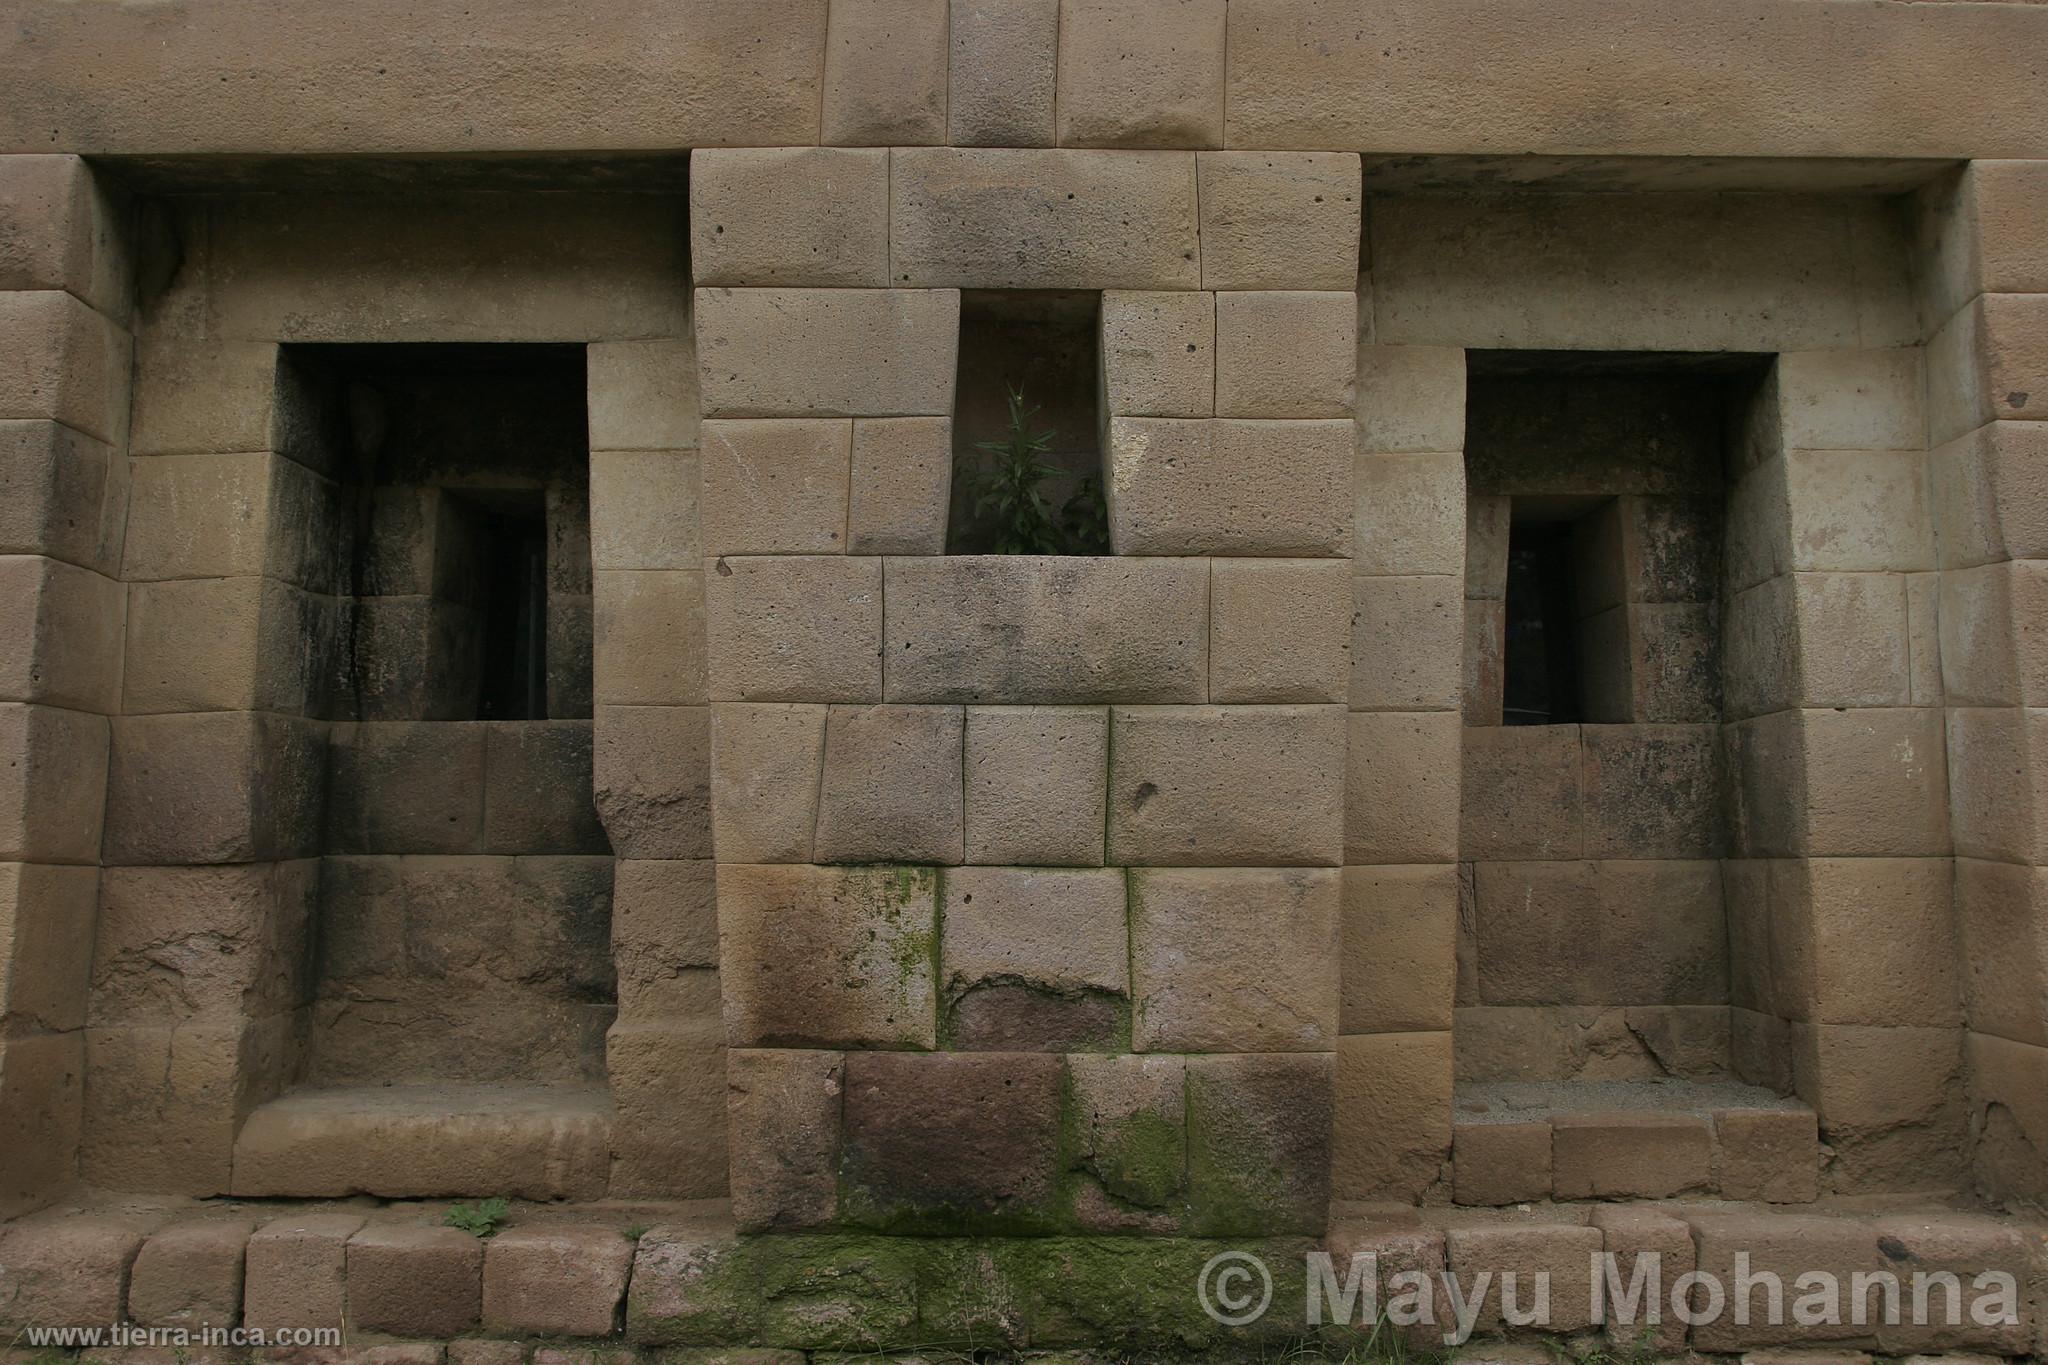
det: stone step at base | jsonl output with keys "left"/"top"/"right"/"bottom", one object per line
{"left": 1451, "top": 1077, "right": 1821, "bottom": 1206}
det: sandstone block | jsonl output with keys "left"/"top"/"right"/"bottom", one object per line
{"left": 1214, "top": 290, "right": 1356, "bottom": 419}
{"left": 1452, "top": 1120, "right": 1552, "bottom": 1206}
{"left": 128, "top": 1219, "right": 251, "bottom": 1327}
{"left": 1472, "top": 860, "right": 1727, "bottom": 1008}
{"left": 481, "top": 721, "right": 608, "bottom": 854}
{"left": 963, "top": 705, "right": 1108, "bottom": 865}
{"left": 690, "top": 148, "right": 889, "bottom": 286}
{"left": 813, "top": 703, "right": 965, "bottom": 865}
{"left": 1067, "top": 1053, "right": 1187, "bottom": 1230}
{"left": 1055, "top": 0, "right": 1224, "bottom": 147}
{"left": 324, "top": 721, "right": 485, "bottom": 855}
{"left": 1185, "top": 1052, "right": 1332, "bottom": 1235}
{"left": 1458, "top": 724, "right": 1583, "bottom": 861}
{"left": 1784, "top": 448, "right": 1932, "bottom": 573}
{"left": 587, "top": 340, "right": 699, "bottom": 453}
{"left": 592, "top": 704, "right": 711, "bottom": 859}
{"left": 80, "top": 1020, "right": 253, "bottom": 1192}
{"left": 704, "top": 555, "right": 882, "bottom": 702}
{"left": 1108, "top": 417, "right": 1352, "bottom": 556}
{"left": 821, "top": 0, "right": 949, "bottom": 145}
{"left": 840, "top": 1050, "right": 1064, "bottom": 1230}
{"left": 0, "top": 290, "right": 129, "bottom": 446}
{"left": 889, "top": 148, "right": 1199, "bottom": 290}
{"left": 121, "top": 451, "right": 306, "bottom": 584}
{"left": 1340, "top": 864, "right": 1457, "bottom": 1034}
{"left": 127, "top": 334, "right": 283, "bottom": 459}
{"left": 1791, "top": 856, "right": 1959, "bottom": 1028}
{"left": 0, "top": 555, "right": 115, "bottom": 715}
{"left": 0, "top": 1032, "right": 80, "bottom": 1215}
{"left": 0, "top": 155, "right": 126, "bottom": 316}
{"left": 948, "top": 0, "right": 1058, "bottom": 145}
{"left": 1946, "top": 705, "right": 2048, "bottom": 864}
{"left": 1954, "top": 858, "right": 2048, "bottom": 1047}
{"left": 1102, "top": 290, "right": 1214, "bottom": 418}
{"left": 1551, "top": 1112, "right": 1712, "bottom": 1199}
{"left": 1715, "top": 1107, "right": 1820, "bottom": 1203}
{"left": 1108, "top": 704, "right": 1344, "bottom": 865}
{"left": 885, "top": 555, "right": 1207, "bottom": 703}
{"left": 1322, "top": 1220, "right": 1450, "bottom": 1353}
{"left": 718, "top": 863, "right": 938, "bottom": 1050}
{"left": 0, "top": 862, "right": 93, "bottom": 1032}
{"left": 726, "top": 1048, "right": 843, "bottom": 1232}
{"left": 0, "top": 1216, "right": 151, "bottom": 1329}
{"left": 1349, "top": 574, "right": 1461, "bottom": 711}
{"left": 242, "top": 1213, "right": 365, "bottom": 1335}
{"left": 593, "top": 570, "right": 707, "bottom": 707}
{"left": 481, "top": 1226, "right": 633, "bottom": 1338}
{"left": 1211, "top": 558, "right": 1351, "bottom": 703}
{"left": 121, "top": 576, "right": 307, "bottom": 717}
{"left": 942, "top": 867, "right": 1127, "bottom": 1050}
{"left": 604, "top": 1022, "right": 727, "bottom": 1199}
{"left": 104, "top": 711, "right": 320, "bottom": 866}
{"left": 1580, "top": 723, "right": 1722, "bottom": 859}
{"left": 699, "top": 419, "right": 852, "bottom": 557}
{"left": 611, "top": 858, "right": 718, "bottom": 1014}
{"left": 1966, "top": 1032, "right": 2048, "bottom": 1210}
{"left": 1800, "top": 707, "right": 1950, "bottom": 858}
{"left": 710, "top": 703, "right": 826, "bottom": 863}
{"left": 1442, "top": 1221, "right": 1601, "bottom": 1335}
{"left": 1589, "top": 1205, "right": 1693, "bottom": 1354}
{"left": 346, "top": 1225, "right": 483, "bottom": 1338}
{"left": 590, "top": 450, "right": 700, "bottom": 572}
{"left": 1344, "top": 709, "right": 1461, "bottom": 863}
{"left": 1196, "top": 151, "right": 1361, "bottom": 291}
{"left": 1930, "top": 421, "right": 2048, "bottom": 570}
{"left": 1129, "top": 867, "right": 1338, "bottom": 1051}
{"left": 1791, "top": 1023, "right": 1965, "bottom": 1191}
{"left": 695, "top": 287, "right": 959, "bottom": 418}
{"left": 0, "top": 420, "right": 121, "bottom": 573}
{"left": 848, "top": 416, "right": 951, "bottom": 555}
{"left": 1355, "top": 346, "right": 1466, "bottom": 454}
{"left": 1686, "top": 1211, "right": 1883, "bottom": 1350}
{"left": 1354, "top": 450, "right": 1463, "bottom": 575}
{"left": 1869, "top": 1212, "right": 2034, "bottom": 1355}
{"left": 1776, "top": 350, "right": 1925, "bottom": 451}
{"left": 1929, "top": 293, "right": 2048, "bottom": 443}
{"left": 1940, "top": 559, "right": 2048, "bottom": 707}
{"left": 1333, "top": 1032, "right": 1451, "bottom": 1201}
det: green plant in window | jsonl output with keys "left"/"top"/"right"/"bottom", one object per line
{"left": 1060, "top": 472, "right": 1111, "bottom": 554}
{"left": 965, "top": 384, "right": 1065, "bottom": 554}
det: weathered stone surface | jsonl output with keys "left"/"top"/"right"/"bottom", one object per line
{"left": 727, "top": 1048, "right": 844, "bottom": 1231}
{"left": 121, "top": 576, "right": 306, "bottom": 716}
{"left": 587, "top": 339, "right": 699, "bottom": 453}
{"left": 1102, "top": 290, "right": 1214, "bottom": 418}
{"left": 1588, "top": 1205, "right": 1693, "bottom": 1353}
{"left": 1340, "top": 864, "right": 1456, "bottom": 1034}
{"left": 840, "top": 1051, "right": 1064, "bottom": 1231}
{"left": 949, "top": 0, "right": 1058, "bottom": 146}
{"left": 704, "top": 556, "right": 882, "bottom": 703}
{"left": 127, "top": 1218, "right": 252, "bottom": 1327}
{"left": 1129, "top": 867, "right": 1338, "bottom": 1051}
{"left": 699, "top": 419, "right": 852, "bottom": 557}
{"left": 611, "top": 858, "right": 718, "bottom": 1013}
{"left": 718, "top": 863, "right": 938, "bottom": 1050}
{"left": 242, "top": 1213, "right": 364, "bottom": 1335}
{"left": 695, "top": 288, "right": 959, "bottom": 418}
{"left": 1067, "top": 1053, "right": 1187, "bottom": 1230}
{"left": 847, "top": 417, "right": 950, "bottom": 555}
{"left": 1471, "top": 860, "right": 1727, "bottom": 1007}
{"left": 481, "top": 721, "right": 608, "bottom": 854}
{"left": 1550, "top": 1111, "right": 1712, "bottom": 1199}
{"left": 594, "top": 569, "right": 707, "bottom": 706}
{"left": 690, "top": 148, "right": 888, "bottom": 286}
{"left": 1354, "top": 450, "right": 1463, "bottom": 575}
{"left": 1459, "top": 724, "right": 1583, "bottom": 861}
{"left": 1185, "top": 1052, "right": 1332, "bottom": 1235}
{"left": 821, "top": 0, "right": 949, "bottom": 146}
{"left": 481, "top": 1226, "right": 634, "bottom": 1337}
{"left": 1108, "top": 417, "right": 1352, "bottom": 556}
{"left": 346, "top": 1224, "right": 484, "bottom": 1338}
{"left": 813, "top": 704, "right": 965, "bottom": 865}
{"left": 1355, "top": 346, "right": 1466, "bottom": 454}
{"left": 1686, "top": 1211, "right": 1884, "bottom": 1350}
{"left": 1442, "top": 1220, "right": 1602, "bottom": 1335}
{"left": 1345, "top": 709, "right": 1460, "bottom": 864}
{"left": 0, "top": 419, "right": 122, "bottom": 574}
{"left": 1349, "top": 573, "right": 1461, "bottom": 711}
{"left": 1955, "top": 857, "right": 2048, "bottom": 1048}
{"left": 963, "top": 705, "right": 1108, "bottom": 865}
{"left": 889, "top": 148, "right": 1199, "bottom": 290}
{"left": 1214, "top": 290, "right": 1355, "bottom": 419}
{"left": 1715, "top": 1106, "right": 1820, "bottom": 1203}
{"left": 0, "top": 155, "right": 127, "bottom": 316}
{"left": 1931, "top": 421, "right": 2048, "bottom": 571}
{"left": 1055, "top": 0, "right": 1225, "bottom": 148}
{"left": 104, "top": 711, "right": 319, "bottom": 866}
{"left": 710, "top": 703, "right": 825, "bottom": 863}
{"left": 1580, "top": 723, "right": 1722, "bottom": 859}
{"left": 1452, "top": 1120, "right": 1551, "bottom": 1206}
{"left": 592, "top": 705, "right": 711, "bottom": 859}
{"left": 1333, "top": 1031, "right": 1451, "bottom": 1201}
{"left": 0, "top": 1216, "right": 152, "bottom": 1329}
{"left": 1210, "top": 558, "right": 1350, "bottom": 704}
{"left": 1108, "top": 705, "right": 1344, "bottom": 866}
{"left": 1196, "top": 151, "right": 1361, "bottom": 291}
{"left": 0, "top": 862, "right": 94, "bottom": 1037}
{"left": 884, "top": 556, "right": 1206, "bottom": 704}
{"left": 942, "top": 867, "right": 1126, "bottom": 1050}
{"left": 0, "top": 554, "right": 119, "bottom": 713}
{"left": 590, "top": 450, "right": 700, "bottom": 573}
{"left": 604, "top": 1021, "right": 728, "bottom": 1200}
{"left": 0, "top": 290, "right": 129, "bottom": 446}
{"left": 1776, "top": 349, "right": 1925, "bottom": 452}
{"left": 1786, "top": 856, "right": 1959, "bottom": 1029}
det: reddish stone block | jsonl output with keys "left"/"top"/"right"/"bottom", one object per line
{"left": 128, "top": 1219, "right": 252, "bottom": 1327}
{"left": 0, "top": 1216, "right": 151, "bottom": 1329}
{"left": 1715, "top": 1107, "right": 1820, "bottom": 1203}
{"left": 1551, "top": 1111, "right": 1712, "bottom": 1199}
{"left": 1185, "top": 1052, "right": 1333, "bottom": 1237}
{"left": 241, "top": 1214, "right": 365, "bottom": 1334}
{"left": 1442, "top": 1220, "right": 1602, "bottom": 1334}
{"left": 345, "top": 1225, "right": 483, "bottom": 1338}
{"left": 481, "top": 1225, "right": 634, "bottom": 1338}
{"left": 1452, "top": 1121, "right": 1552, "bottom": 1206}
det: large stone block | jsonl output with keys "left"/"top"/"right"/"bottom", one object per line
{"left": 1947, "top": 705, "right": 2048, "bottom": 864}
{"left": 821, "top": 0, "right": 949, "bottom": 145}
{"left": 1800, "top": 706, "right": 1950, "bottom": 858}
{"left": 1129, "top": 867, "right": 1338, "bottom": 1050}
{"left": 1784, "top": 448, "right": 1932, "bottom": 573}
{"left": 813, "top": 703, "right": 965, "bottom": 865}
{"left": 604, "top": 1021, "right": 727, "bottom": 1199}
{"left": 103, "top": 711, "right": 319, "bottom": 866}
{"left": 704, "top": 555, "right": 882, "bottom": 703}
{"left": 1214, "top": 290, "right": 1355, "bottom": 419}
{"left": 710, "top": 703, "right": 826, "bottom": 863}
{"left": 90, "top": 860, "right": 313, "bottom": 1028}
{"left": 884, "top": 555, "right": 1206, "bottom": 703}
{"left": 120, "top": 575, "right": 309, "bottom": 717}
{"left": 1580, "top": 723, "right": 1722, "bottom": 859}
{"left": 962, "top": 705, "right": 1107, "bottom": 865}
{"left": 1332, "top": 1031, "right": 1451, "bottom": 1201}
{"left": 942, "top": 867, "right": 1127, "bottom": 1051}
{"left": 593, "top": 569, "right": 704, "bottom": 707}
{"left": 127, "top": 335, "right": 284, "bottom": 458}
{"left": 1458, "top": 724, "right": 1583, "bottom": 861}
{"left": 1552, "top": 1112, "right": 1712, "bottom": 1199}
{"left": 1353, "top": 450, "right": 1463, "bottom": 575}
{"left": 590, "top": 450, "right": 700, "bottom": 572}
{"left": 482, "top": 721, "right": 608, "bottom": 854}
{"left": 695, "top": 287, "right": 959, "bottom": 418}
{"left": 127, "top": 1218, "right": 252, "bottom": 1327}
{"left": 0, "top": 155, "right": 128, "bottom": 317}
{"left": 587, "top": 340, "right": 699, "bottom": 453}
{"left": 0, "top": 554, "right": 119, "bottom": 713}
{"left": 1108, "top": 705, "right": 1344, "bottom": 866}
{"left": 1055, "top": 0, "right": 1225, "bottom": 148}
{"left": 1776, "top": 349, "right": 1925, "bottom": 452}
{"left": 1940, "top": 559, "right": 2048, "bottom": 707}
{"left": 611, "top": 858, "right": 716, "bottom": 1016}
{"left": 690, "top": 148, "right": 888, "bottom": 287}
{"left": 1685, "top": 1210, "right": 1885, "bottom": 1350}
{"left": 1210, "top": 558, "right": 1350, "bottom": 704}
{"left": 848, "top": 416, "right": 951, "bottom": 555}
{"left": 1955, "top": 858, "right": 2048, "bottom": 1047}
{"left": 481, "top": 1226, "right": 634, "bottom": 1338}
{"left": 1107, "top": 417, "right": 1351, "bottom": 556}
{"left": 1967, "top": 1032, "right": 2048, "bottom": 1210}
{"left": 699, "top": 419, "right": 853, "bottom": 557}
{"left": 1929, "top": 293, "right": 2048, "bottom": 445}
{"left": 1340, "top": 864, "right": 1456, "bottom": 1034}
{"left": 1471, "top": 860, "right": 1727, "bottom": 1007}
{"left": 948, "top": 0, "right": 1058, "bottom": 146}
{"left": 324, "top": 721, "right": 486, "bottom": 855}
{"left": 1779, "top": 856, "right": 1959, "bottom": 1030}
{"left": 889, "top": 148, "right": 1200, "bottom": 290}
{"left": 122, "top": 451, "right": 324, "bottom": 585}
{"left": 0, "top": 1216, "right": 153, "bottom": 1330}
{"left": 1714, "top": 1106, "right": 1820, "bottom": 1203}
{"left": 347, "top": 1225, "right": 484, "bottom": 1338}
{"left": 1355, "top": 345, "right": 1466, "bottom": 455}
{"left": 1185, "top": 1052, "right": 1332, "bottom": 1235}
{"left": 1793, "top": 1022, "right": 1966, "bottom": 1192}
{"left": 0, "top": 290, "right": 129, "bottom": 447}
{"left": 1196, "top": 152, "right": 1361, "bottom": 291}
{"left": 0, "top": 1036, "right": 78, "bottom": 1218}
{"left": 0, "top": 862, "right": 94, "bottom": 1033}
{"left": 1102, "top": 290, "right": 1214, "bottom": 418}
{"left": 1067, "top": 1052, "right": 1187, "bottom": 1231}
{"left": 1349, "top": 574, "right": 1460, "bottom": 711}
{"left": 81, "top": 1019, "right": 259, "bottom": 1193}
{"left": 1452, "top": 1120, "right": 1551, "bottom": 1206}
{"left": 593, "top": 704, "right": 711, "bottom": 859}
{"left": 0, "top": 420, "right": 121, "bottom": 574}
{"left": 242, "top": 1213, "right": 364, "bottom": 1335}
{"left": 1344, "top": 709, "right": 1460, "bottom": 864}
{"left": 719, "top": 863, "right": 938, "bottom": 1050}
{"left": 1931, "top": 420, "right": 2048, "bottom": 571}
{"left": 727, "top": 1047, "right": 843, "bottom": 1232}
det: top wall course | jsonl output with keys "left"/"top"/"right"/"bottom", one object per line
{"left": 689, "top": 149, "right": 889, "bottom": 288}
{"left": 821, "top": 0, "right": 950, "bottom": 147}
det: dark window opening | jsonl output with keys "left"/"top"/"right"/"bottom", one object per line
{"left": 948, "top": 290, "right": 1109, "bottom": 554}
{"left": 1503, "top": 517, "right": 1586, "bottom": 725}
{"left": 470, "top": 492, "right": 549, "bottom": 720}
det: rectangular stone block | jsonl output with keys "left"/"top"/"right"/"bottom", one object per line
{"left": 324, "top": 721, "right": 485, "bottom": 855}
{"left": 1185, "top": 1052, "right": 1332, "bottom": 1235}
{"left": 593, "top": 569, "right": 707, "bottom": 707}
{"left": 1349, "top": 574, "right": 1461, "bottom": 711}
{"left": 699, "top": 418, "right": 853, "bottom": 557}
{"left": 1452, "top": 1120, "right": 1552, "bottom": 1206}
{"left": 1333, "top": 1031, "right": 1451, "bottom": 1201}
{"left": 1784, "top": 856, "right": 1959, "bottom": 1029}
{"left": 481, "top": 721, "right": 607, "bottom": 854}
{"left": 1784, "top": 448, "right": 1932, "bottom": 573}
{"left": 1580, "top": 723, "right": 1722, "bottom": 859}
{"left": 963, "top": 705, "right": 1107, "bottom": 866}
{"left": 122, "top": 451, "right": 314, "bottom": 584}
{"left": 1210, "top": 558, "right": 1350, "bottom": 704}
{"left": 1931, "top": 421, "right": 2048, "bottom": 570}
{"left": 695, "top": 287, "right": 959, "bottom": 418}
{"left": 1947, "top": 706, "right": 2048, "bottom": 864}
{"left": 1471, "top": 860, "right": 1727, "bottom": 1007}
{"left": 0, "top": 1216, "right": 152, "bottom": 1329}
{"left": 690, "top": 148, "right": 888, "bottom": 286}
{"left": 586, "top": 339, "right": 698, "bottom": 453}
{"left": 704, "top": 555, "right": 882, "bottom": 703}
{"left": 0, "top": 1031, "right": 82, "bottom": 1215}
{"left": 0, "top": 290, "right": 129, "bottom": 447}
{"left": 1354, "top": 450, "right": 1462, "bottom": 575}
{"left": 1102, "top": 289, "right": 1214, "bottom": 418}
{"left": 1442, "top": 1220, "right": 1602, "bottom": 1335}
{"left": 1108, "top": 704, "right": 1344, "bottom": 866}
{"left": 726, "top": 1047, "right": 843, "bottom": 1231}
{"left": 1355, "top": 345, "right": 1466, "bottom": 454}
{"left": 593, "top": 704, "right": 711, "bottom": 859}
{"left": 1340, "top": 864, "right": 1456, "bottom": 1034}
{"left": 121, "top": 575, "right": 307, "bottom": 717}
{"left": 710, "top": 703, "right": 826, "bottom": 864}
{"left": 848, "top": 416, "right": 951, "bottom": 555}
{"left": 1196, "top": 151, "right": 1361, "bottom": 291}
{"left": 481, "top": 1226, "right": 634, "bottom": 1338}
{"left": 91, "top": 861, "right": 313, "bottom": 1028}
{"left": 243, "top": 1213, "right": 365, "bottom": 1335}
{"left": 128, "top": 1218, "right": 251, "bottom": 1328}
{"left": 1966, "top": 1032, "right": 2048, "bottom": 1211}
{"left": 347, "top": 1225, "right": 483, "bottom": 1338}
{"left": 590, "top": 450, "right": 700, "bottom": 572}
{"left": 1055, "top": 0, "right": 1224, "bottom": 148}
{"left": 0, "top": 862, "right": 94, "bottom": 1033}
{"left": 605, "top": 1022, "right": 727, "bottom": 1199}
{"left": 949, "top": 0, "right": 1058, "bottom": 146}
{"left": 612, "top": 858, "right": 716, "bottom": 1015}
{"left": 1130, "top": 867, "right": 1337, "bottom": 1052}
{"left": 1929, "top": 293, "right": 2048, "bottom": 445}
{"left": 1214, "top": 290, "right": 1355, "bottom": 419}
{"left": 942, "top": 866, "right": 1127, "bottom": 1051}
{"left": 889, "top": 148, "right": 1199, "bottom": 289}
{"left": 884, "top": 555, "right": 1206, "bottom": 703}
{"left": 103, "top": 711, "right": 325, "bottom": 866}
{"left": 1552, "top": 1112, "right": 1712, "bottom": 1199}
{"left": 813, "top": 703, "right": 965, "bottom": 865}
{"left": 1955, "top": 857, "right": 2048, "bottom": 1048}
{"left": 0, "top": 420, "right": 121, "bottom": 573}
{"left": 1459, "top": 724, "right": 1583, "bottom": 861}
{"left": 1686, "top": 1210, "right": 1884, "bottom": 1351}
{"left": 81, "top": 1020, "right": 256, "bottom": 1192}
{"left": 1067, "top": 1052, "right": 1187, "bottom": 1232}
{"left": 1792, "top": 1022, "right": 1965, "bottom": 1190}
{"left": 1800, "top": 706, "right": 1950, "bottom": 858}
{"left": 0, "top": 155, "right": 128, "bottom": 317}
{"left": 129, "top": 335, "right": 282, "bottom": 458}
{"left": 1714, "top": 1106, "right": 1820, "bottom": 1203}
{"left": 718, "top": 863, "right": 938, "bottom": 1049}
{"left": 1108, "top": 417, "right": 1351, "bottom": 556}
{"left": 1776, "top": 349, "right": 1926, "bottom": 451}
{"left": 1344, "top": 710, "right": 1460, "bottom": 863}
{"left": 1941, "top": 559, "right": 2048, "bottom": 707}
{"left": 1589, "top": 1205, "right": 1694, "bottom": 1354}
{"left": 0, "top": 554, "right": 120, "bottom": 713}
{"left": 821, "top": 0, "right": 949, "bottom": 145}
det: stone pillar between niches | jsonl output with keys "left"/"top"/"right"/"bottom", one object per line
{"left": 1916, "top": 160, "right": 2048, "bottom": 1208}
{"left": 0, "top": 155, "right": 134, "bottom": 1215}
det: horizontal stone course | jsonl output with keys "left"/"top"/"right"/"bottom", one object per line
{"left": 695, "top": 288, "right": 958, "bottom": 419}
{"left": 1107, "top": 417, "right": 1352, "bottom": 556}
{"left": 1108, "top": 704, "right": 1346, "bottom": 866}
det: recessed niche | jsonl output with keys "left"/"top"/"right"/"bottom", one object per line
{"left": 947, "top": 290, "right": 1109, "bottom": 555}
